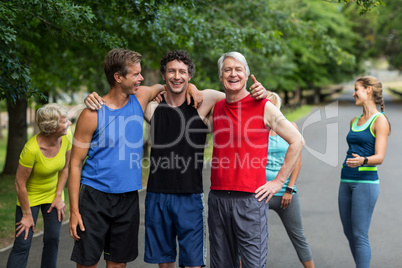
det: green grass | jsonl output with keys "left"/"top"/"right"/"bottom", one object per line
{"left": 0, "top": 128, "right": 20, "bottom": 249}
{"left": 284, "top": 104, "right": 312, "bottom": 122}
{"left": 0, "top": 131, "right": 7, "bottom": 172}
{"left": 0, "top": 174, "right": 19, "bottom": 249}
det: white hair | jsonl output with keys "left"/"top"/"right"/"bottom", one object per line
{"left": 217, "top": 52, "right": 250, "bottom": 77}
{"left": 36, "top": 103, "right": 69, "bottom": 135}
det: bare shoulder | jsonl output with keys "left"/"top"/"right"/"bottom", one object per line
{"left": 264, "top": 100, "right": 282, "bottom": 116}
{"left": 350, "top": 117, "right": 357, "bottom": 127}
{"left": 76, "top": 108, "right": 97, "bottom": 132}
{"left": 78, "top": 108, "right": 97, "bottom": 121}
{"left": 375, "top": 113, "right": 388, "bottom": 123}
{"left": 373, "top": 114, "right": 390, "bottom": 131}
{"left": 265, "top": 99, "right": 276, "bottom": 108}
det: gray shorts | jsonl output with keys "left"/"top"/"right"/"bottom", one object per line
{"left": 208, "top": 190, "right": 269, "bottom": 268}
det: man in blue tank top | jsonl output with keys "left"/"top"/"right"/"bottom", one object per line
{"left": 68, "top": 48, "right": 168, "bottom": 267}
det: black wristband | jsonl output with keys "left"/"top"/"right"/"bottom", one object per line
{"left": 285, "top": 187, "right": 294, "bottom": 194}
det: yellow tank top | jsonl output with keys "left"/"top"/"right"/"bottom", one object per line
{"left": 17, "top": 130, "right": 72, "bottom": 206}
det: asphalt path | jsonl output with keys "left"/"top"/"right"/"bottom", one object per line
{"left": 1, "top": 88, "right": 401, "bottom": 267}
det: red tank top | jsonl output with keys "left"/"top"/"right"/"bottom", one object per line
{"left": 211, "top": 94, "right": 269, "bottom": 192}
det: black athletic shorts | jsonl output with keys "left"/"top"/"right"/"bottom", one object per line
{"left": 71, "top": 184, "right": 140, "bottom": 265}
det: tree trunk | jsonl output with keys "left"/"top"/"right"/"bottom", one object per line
{"left": 33, "top": 92, "right": 49, "bottom": 135}
{"left": 2, "top": 96, "right": 28, "bottom": 175}
{"left": 295, "top": 87, "right": 302, "bottom": 105}
{"left": 284, "top": 90, "right": 289, "bottom": 106}
{"left": 314, "top": 87, "right": 321, "bottom": 104}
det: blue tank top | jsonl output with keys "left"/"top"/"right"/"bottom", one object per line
{"left": 266, "top": 134, "right": 297, "bottom": 196}
{"left": 341, "top": 112, "right": 382, "bottom": 184}
{"left": 81, "top": 95, "right": 144, "bottom": 193}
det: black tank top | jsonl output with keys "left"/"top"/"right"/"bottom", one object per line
{"left": 147, "top": 97, "right": 208, "bottom": 193}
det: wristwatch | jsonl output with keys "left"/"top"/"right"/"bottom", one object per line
{"left": 361, "top": 157, "right": 368, "bottom": 166}
{"left": 285, "top": 187, "right": 294, "bottom": 194}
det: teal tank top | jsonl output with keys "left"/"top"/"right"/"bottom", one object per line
{"left": 341, "top": 112, "right": 382, "bottom": 184}
{"left": 81, "top": 95, "right": 144, "bottom": 193}
{"left": 266, "top": 134, "right": 297, "bottom": 196}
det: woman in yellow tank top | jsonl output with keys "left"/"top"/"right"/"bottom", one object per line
{"left": 7, "top": 103, "right": 72, "bottom": 268}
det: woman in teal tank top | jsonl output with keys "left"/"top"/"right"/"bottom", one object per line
{"left": 266, "top": 92, "right": 315, "bottom": 268}
{"left": 338, "top": 76, "right": 391, "bottom": 268}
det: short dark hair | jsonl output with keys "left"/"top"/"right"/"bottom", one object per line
{"left": 104, "top": 48, "right": 142, "bottom": 86}
{"left": 160, "top": 50, "right": 195, "bottom": 77}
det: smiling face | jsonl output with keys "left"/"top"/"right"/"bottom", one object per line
{"left": 353, "top": 81, "right": 370, "bottom": 106}
{"left": 118, "top": 63, "right": 144, "bottom": 95}
{"left": 54, "top": 115, "right": 71, "bottom": 136}
{"left": 162, "top": 60, "right": 191, "bottom": 95}
{"left": 220, "top": 57, "right": 248, "bottom": 93}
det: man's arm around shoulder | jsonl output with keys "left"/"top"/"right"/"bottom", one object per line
{"left": 136, "top": 84, "right": 165, "bottom": 112}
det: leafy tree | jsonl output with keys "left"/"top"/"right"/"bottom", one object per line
{"left": 0, "top": 0, "right": 370, "bottom": 174}
{"left": 0, "top": 0, "right": 196, "bottom": 174}
{"left": 140, "top": 0, "right": 359, "bottom": 99}
{"left": 172, "top": 0, "right": 358, "bottom": 103}
{"left": 370, "top": 0, "right": 402, "bottom": 70}
{"left": 326, "top": 0, "right": 385, "bottom": 14}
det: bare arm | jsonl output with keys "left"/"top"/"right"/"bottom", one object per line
{"left": 136, "top": 84, "right": 165, "bottom": 112}
{"left": 280, "top": 122, "right": 302, "bottom": 209}
{"left": 68, "top": 108, "right": 97, "bottom": 241}
{"left": 14, "top": 164, "right": 34, "bottom": 239}
{"left": 197, "top": 89, "right": 225, "bottom": 120}
{"left": 144, "top": 101, "right": 159, "bottom": 123}
{"left": 255, "top": 102, "right": 304, "bottom": 203}
{"left": 195, "top": 89, "right": 225, "bottom": 133}
{"left": 371, "top": 115, "right": 389, "bottom": 164}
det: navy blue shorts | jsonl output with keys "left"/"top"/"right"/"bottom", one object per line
{"left": 144, "top": 192, "right": 206, "bottom": 267}
{"left": 71, "top": 185, "right": 140, "bottom": 265}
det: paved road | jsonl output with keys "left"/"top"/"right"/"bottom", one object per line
{"left": 1, "top": 88, "right": 401, "bottom": 267}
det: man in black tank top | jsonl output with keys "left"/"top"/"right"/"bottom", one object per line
{"left": 143, "top": 50, "right": 224, "bottom": 268}
{"left": 147, "top": 95, "right": 207, "bottom": 193}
